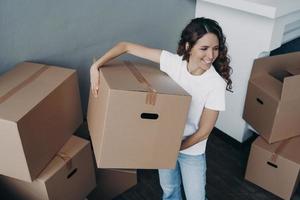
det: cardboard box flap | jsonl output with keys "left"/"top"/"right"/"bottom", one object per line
{"left": 281, "top": 68, "right": 300, "bottom": 101}
{"left": 251, "top": 52, "right": 300, "bottom": 79}
{"left": 37, "top": 136, "right": 89, "bottom": 181}
{"left": 0, "top": 62, "right": 76, "bottom": 122}
{"left": 269, "top": 69, "right": 294, "bottom": 83}
{"left": 100, "top": 61, "right": 190, "bottom": 96}
{"left": 250, "top": 52, "right": 300, "bottom": 102}
{"left": 286, "top": 67, "right": 300, "bottom": 76}
{"left": 255, "top": 137, "right": 300, "bottom": 165}
{"left": 250, "top": 75, "right": 282, "bottom": 100}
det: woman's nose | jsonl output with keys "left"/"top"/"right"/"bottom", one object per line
{"left": 207, "top": 49, "right": 214, "bottom": 59}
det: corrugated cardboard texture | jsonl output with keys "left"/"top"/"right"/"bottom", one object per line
{"left": 245, "top": 136, "right": 300, "bottom": 199}
{"left": 0, "top": 136, "right": 96, "bottom": 200}
{"left": 87, "top": 61, "right": 191, "bottom": 169}
{"left": 0, "top": 62, "right": 83, "bottom": 182}
{"left": 91, "top": 169, "right": 137, "bottom": 200}
{"left": 102, "top": 62, "right": 190, "bottom": 95}
{"left": 243, "top": 52, "right": 300, "bottom": 143}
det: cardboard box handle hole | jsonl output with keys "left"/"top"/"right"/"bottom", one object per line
{"left": 256, "top": 98, "right": 264, "bottom": 105}
{"left": 140, "top": 113, "right": 159, "bottom": 120}
{"left": 267, "top": 161, "right": 278, "bottom": 168}
{"left": 67, "top": 168, "right": 78, "bottom": 179}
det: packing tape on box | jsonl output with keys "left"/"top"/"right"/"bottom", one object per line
{"left": 269, "top": 138, "right": 291, "bottom": 164}
{"left": 56, "top": 152, "right": 73, "bottom": 170}
{"left": 124, "top": 61, "right": 157, "bottom": 105}
{"left": 0, "top": 65, "right": 49, "bottom": 104}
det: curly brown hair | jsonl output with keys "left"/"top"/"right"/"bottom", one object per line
{"left": 177, "top": 17, "right": 233, "bottom": 91}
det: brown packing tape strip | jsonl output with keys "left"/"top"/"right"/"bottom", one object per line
{"left": 0, "top": 65, "right": 49, "bottom": 104}
{"left": 269, "top": 138, "right": 291, "bottom": 164}
{"left": 124, "top": 61, "right": 157, "bottom": 105}
{"left": 56, "top": 152, "right": 73, "bottom": 170}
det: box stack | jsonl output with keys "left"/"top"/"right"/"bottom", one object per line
{"left": 0, "top": 62, "right": 96, "bottom": 200}
{"left": 87, "top": 61, "right": 191, "bottom": 195}
{"left": 243, "top": 52, "right": 300, "bottom": 200}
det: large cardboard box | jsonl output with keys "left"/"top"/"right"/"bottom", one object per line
{"left": 87, "top": 61, "right": 191, "bottom": 168}
{"left": 245, "top": 136, "right": 300, "bottom": 200}
{"left": 89, "top": 169, "right": 137, "bottom": 200}
{"left": 243, "top": 52, "right": 300, "bottom": 143}
{"left": 0, "top": 62, "right": 83, "bottom": 182}
{"left": 0, "top": 135, "right": 96, "bottom": 200}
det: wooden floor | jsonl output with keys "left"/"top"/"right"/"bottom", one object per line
{"left": 91, "top": 128, "right": 300, "bottom": 200}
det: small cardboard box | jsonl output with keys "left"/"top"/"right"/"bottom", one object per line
{"left": 0, "top": 62, "right": 83, "bottom": 182}
{"left": 245, "top": 136, "right": 300, "bottom": 200}
{"left": 89, "top": 169, "right": 137, "bottom": 200}
{"left": 87, "top": 61, "right": 191, "bottom": 169}
{"left": 243, "top": 52, "right": 300, "bottom": 143}
{"left": 0, "top": 136, "right": 96, "bottom": 200}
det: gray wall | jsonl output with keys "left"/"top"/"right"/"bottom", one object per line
{"left": 0, "top": 0, "right": 195, "bottom": 115}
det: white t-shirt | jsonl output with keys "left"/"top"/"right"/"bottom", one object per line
{"left": 160, "top": 50, "right": 226, "bottom": 155}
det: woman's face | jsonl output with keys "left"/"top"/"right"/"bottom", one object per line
{"left": 188, "top": 33, "right": 219, "bottom": 73}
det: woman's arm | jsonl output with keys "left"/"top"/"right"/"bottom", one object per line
{"left": 90, "top": 42, "right": 162, "bottom": 97}
{"left": 180, "top": 108, "right": 219, "bottom": 150}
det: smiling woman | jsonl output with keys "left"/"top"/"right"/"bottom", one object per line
{"left": 176, "top": 18, "right": 232, "bottom": 91}
{"left": 185, "top": 33, "right": 219, "bottom": 75}
{"left": 90, "top": 17, "right": 232, "bottom": 200}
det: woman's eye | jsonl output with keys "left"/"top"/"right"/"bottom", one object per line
{"left": 200, "top": 48, "right": 207, "bottom": 51}
{"left": 214, "top": 47, "right": 219, "bottom": 51}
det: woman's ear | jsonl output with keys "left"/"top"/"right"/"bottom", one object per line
{"left": 185, "top": 42, "right": 189, "bottom": 51}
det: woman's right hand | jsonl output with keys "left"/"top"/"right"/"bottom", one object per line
{"left": 90, "top": 63, "right": 100, "bottom": 97}
{"left": 89, "top": 42, "right": 161, "bottom": 97}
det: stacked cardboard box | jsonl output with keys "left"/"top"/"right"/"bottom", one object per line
{"left": 87, "top": 61, "right": 191, "bottom": 169}
{"left": 1, "top": 60, "right": 190, "bottom": 199}
{"left": 0, "top": 135, "right": 96, "bottom": 200}
{"left": 243, "top": 52, "right": 300, "bottom": 199}
{"left": 0, "top": 62, "right": 96, "bottom": 199}
{"left": 245, "top": 136, "right": 300, "bottom": 200}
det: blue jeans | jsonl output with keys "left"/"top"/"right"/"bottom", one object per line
{"left": 159, "top": 153, "right": 207, "bottom": 200}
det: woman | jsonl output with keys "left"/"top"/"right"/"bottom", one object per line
{"left": 90, "top": 17, "right": 232, "bottom": 200}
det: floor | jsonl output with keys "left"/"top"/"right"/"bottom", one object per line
{"left": 88, "top": 128, "right": 300, "bottom": 200}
